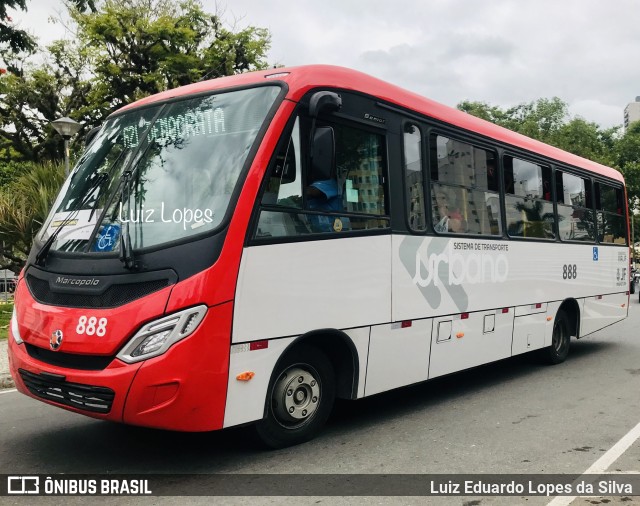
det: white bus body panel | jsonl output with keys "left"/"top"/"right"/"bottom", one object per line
{"left": 392, "top": 236, "right": 627, "bottom": 322}
{"left": 364, "top": 319, "right": 432, "bottom": 396}
{"left": 233, "top": 236, "right": 391, "bottom": 343}
{"left": 428, "top": 310, "right": 514, "bottom": 379}
{"left": 224, "top": 336, "right": 295, "bottom": 428}
{"left": 225, "top": 233, "right": 627, "bottom": 428}
{"left": 581, "top": 293, "right": 628, "bottom": 336}
{"left": 512, "top": 312, "right": 548, "bottom": 356}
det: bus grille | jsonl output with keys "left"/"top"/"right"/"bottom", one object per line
{"left": 25, "top": 343, "right": 114, "bottom": 371}
{"left": 18, "top": 369, "right": 115, "bottom": 414}
{"left": 26, "top": 275, "right": 169, "bottom": 308}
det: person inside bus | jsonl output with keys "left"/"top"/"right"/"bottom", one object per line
{"left": 433, "top": 187, "right": 465, "bottom": 233}
{"left": 306, "top": 178, "right": 344, "bottom": 232}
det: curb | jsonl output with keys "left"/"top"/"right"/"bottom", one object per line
{"left": 0, "top": 375, "right": 14, "bottom": 390}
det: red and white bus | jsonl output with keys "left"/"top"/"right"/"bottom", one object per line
{"left": 8, "top": 65, "right": 629, "bottom": 448}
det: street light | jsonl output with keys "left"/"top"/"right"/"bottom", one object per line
{"left": 51, "top": 116, "right": 82, "bottom": 177}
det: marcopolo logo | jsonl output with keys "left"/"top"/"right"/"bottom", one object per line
{"left": 55, "top": 276, "right": 100, "bottom": 287}
{"left": 412, "top": 242, "right": 509, "bottom": 287}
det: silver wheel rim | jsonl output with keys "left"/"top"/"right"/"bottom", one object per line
{"left": 271, "top": 366, "right": 321, "bottom": 428}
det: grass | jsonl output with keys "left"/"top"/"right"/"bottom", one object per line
{"left": 0, "top": 302, "right": 14, "bottom": 340}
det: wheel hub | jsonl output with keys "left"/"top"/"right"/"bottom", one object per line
{"left": 273, "top": 367, "right": 321, "bottom": 423}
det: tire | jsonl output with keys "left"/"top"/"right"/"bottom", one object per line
{"left": 545, "top": 309, "right": 571, "bottom": 365}
{"left": 254, "top": 345, "right": 335, "bottom": 449}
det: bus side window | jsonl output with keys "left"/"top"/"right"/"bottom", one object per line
{"left": 556, "top": 171, "right": 595, "bottom": 242}
{"left": 403, "top": 124, "right": 425, "bottom": 232}
{"left": 503, "top": 156, "right": 555, "bottom": 239}
{"left": 255, "top": 117, "right": 311, "bottom": 238}
{"left": 254, "top": 116, "right": 390, "bottom": 239}
{"left": 596, "top": 182, "right": 626, "bottom": 244}
{"left": 429, "top": 134, "right": 501, "bottom": 236}
{"left": 261, "top": 117, "right": 303, "bottom": 209}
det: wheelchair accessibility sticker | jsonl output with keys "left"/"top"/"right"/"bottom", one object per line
{"left": 93, "top": 224, "right": 120, "bottom": 252}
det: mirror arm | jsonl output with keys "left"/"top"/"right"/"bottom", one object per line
{"left": 308, "top": 91, "right": 342, "bottom": 161}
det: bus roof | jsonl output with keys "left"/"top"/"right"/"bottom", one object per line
{"left": 120, "top": 65, "right": 624, "bottom": 184}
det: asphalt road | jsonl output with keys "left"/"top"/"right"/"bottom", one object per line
{"left": 1, "top": 299, "right": 640, "bottom": 505}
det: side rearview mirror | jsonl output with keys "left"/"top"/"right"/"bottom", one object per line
{"left": 310, "top": 126, "right": 335, "bottom": 182}
{"left": 309, "top": 91, "right": 342, "bottom": 118}
{"left": 308, "top": 91, "right": 341, "bottom": 183}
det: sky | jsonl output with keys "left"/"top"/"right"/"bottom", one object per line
{"left": 8, "top": 0, "right": 640, "bottom": 129}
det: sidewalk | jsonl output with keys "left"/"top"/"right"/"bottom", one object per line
{"left": 0, "top": 339, "right": 14, "bottom": 389}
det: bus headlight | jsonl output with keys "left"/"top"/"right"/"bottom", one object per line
{"left": 11, "top": 306, "right": 23, "bottom": 345}
{"left": 117, "top": 305, "right": 207, "bottom": 364}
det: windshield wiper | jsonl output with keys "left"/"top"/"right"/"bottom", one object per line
{"left": 35, "top": 148, "right": 130, "bottom": 266}
{"left": 117, "top": 138, "right": 156, "bottom": 269}
{"left": 119, "top": 169, "right": 135, "bottom": 269}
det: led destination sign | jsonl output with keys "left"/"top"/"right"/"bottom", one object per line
{"left": 122, "top": 106, "right": 226, "bottom": 149}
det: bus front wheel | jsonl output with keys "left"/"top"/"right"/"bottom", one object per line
{"left": 255, "top": 345, "right": 335, "bottom": 449}
{"left": 545, "top": 310, "right": 571, "bottom": 364}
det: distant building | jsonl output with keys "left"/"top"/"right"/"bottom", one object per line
{"left": 624, "top": 97, "right": 640, "bottom": 130}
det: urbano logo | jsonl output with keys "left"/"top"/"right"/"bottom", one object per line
{"left": 412, "top": 242, "right": 509, "bottom": 287}
{"left": 8, "top": 476, "right": 39, "bottom": 494}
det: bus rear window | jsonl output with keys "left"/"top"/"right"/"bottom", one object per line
{"left": 596, "top": 182, "right": 626, "bottom": 244}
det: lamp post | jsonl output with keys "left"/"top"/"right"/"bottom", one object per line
{"left": 51, "top": 117, "right": 82, "bottom": 177}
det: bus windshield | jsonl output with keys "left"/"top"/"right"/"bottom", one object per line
{"left": 40, "top": 85, "right": 280, "bottom": 254}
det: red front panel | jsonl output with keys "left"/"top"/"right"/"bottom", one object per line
{"left": 15, "top": 280, "right": 172, "bottom": 356}
{"left": 9, "top": 279, "right": 233, "bottom": 431}
{"left": 123, "top": 302, "right": 232, "bottom": 431}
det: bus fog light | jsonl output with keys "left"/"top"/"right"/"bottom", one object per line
{"left": 11, "top": 307, "right": 23, "bottom": 345}
{"left": 117, "top": 305, "right": 207, "bottom": 364}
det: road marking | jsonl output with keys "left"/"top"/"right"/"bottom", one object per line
{"left": 0, "top": 388, "right": 17, "bottom": 395}
{"left": 547, "top": 418, "right": 640, "bottom": 506}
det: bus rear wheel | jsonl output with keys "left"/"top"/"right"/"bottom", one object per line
{"left": 545, "top": 309, "right": 571, "bottom": 364}
{"left": 255, "top": 345, "right": 335, "bottom": 449}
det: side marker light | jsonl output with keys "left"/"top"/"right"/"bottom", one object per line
{"left": 456, "top": 332, "right": 464, "bottom": 338}
{"left": 236, "top": 372, "right": 256, "bottom": 381}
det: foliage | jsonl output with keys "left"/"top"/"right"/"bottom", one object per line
{"left": 0, "top": 161, "right": 65, "bottom": 273}
{"left": 0, "top": 0, "right": 37, "bottom": 72}
{"left": 0, "top": 0, "right": 272, "bottom": 166}
{"left": 458, "top": 99, "right": 640, "bottom": 210}
{"left": 70, "top": 0, "right": 271, "bottom": 108}
{"left": 0, "top": 303, "right": 14, "bottom": 340}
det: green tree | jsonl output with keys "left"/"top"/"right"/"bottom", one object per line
{"left": 0, "top": 0, "right": 37, "bottom": 74}
{"left": 0, "top": 0, "right": 271, "bottom": 166}
{"left": 70, "top": 0, "right": 271, "bottom": 108}
{"left": 614, "top": 122, "right": 640, "bottom": 211}
{"left": 0, "top": 161, "right": 65, "bottom": 273}
{"left": 554, "top": 118, "right": 619, "bottom": 166}
{"left": 457, "top": 98, "right": 640, "bottom": 208}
